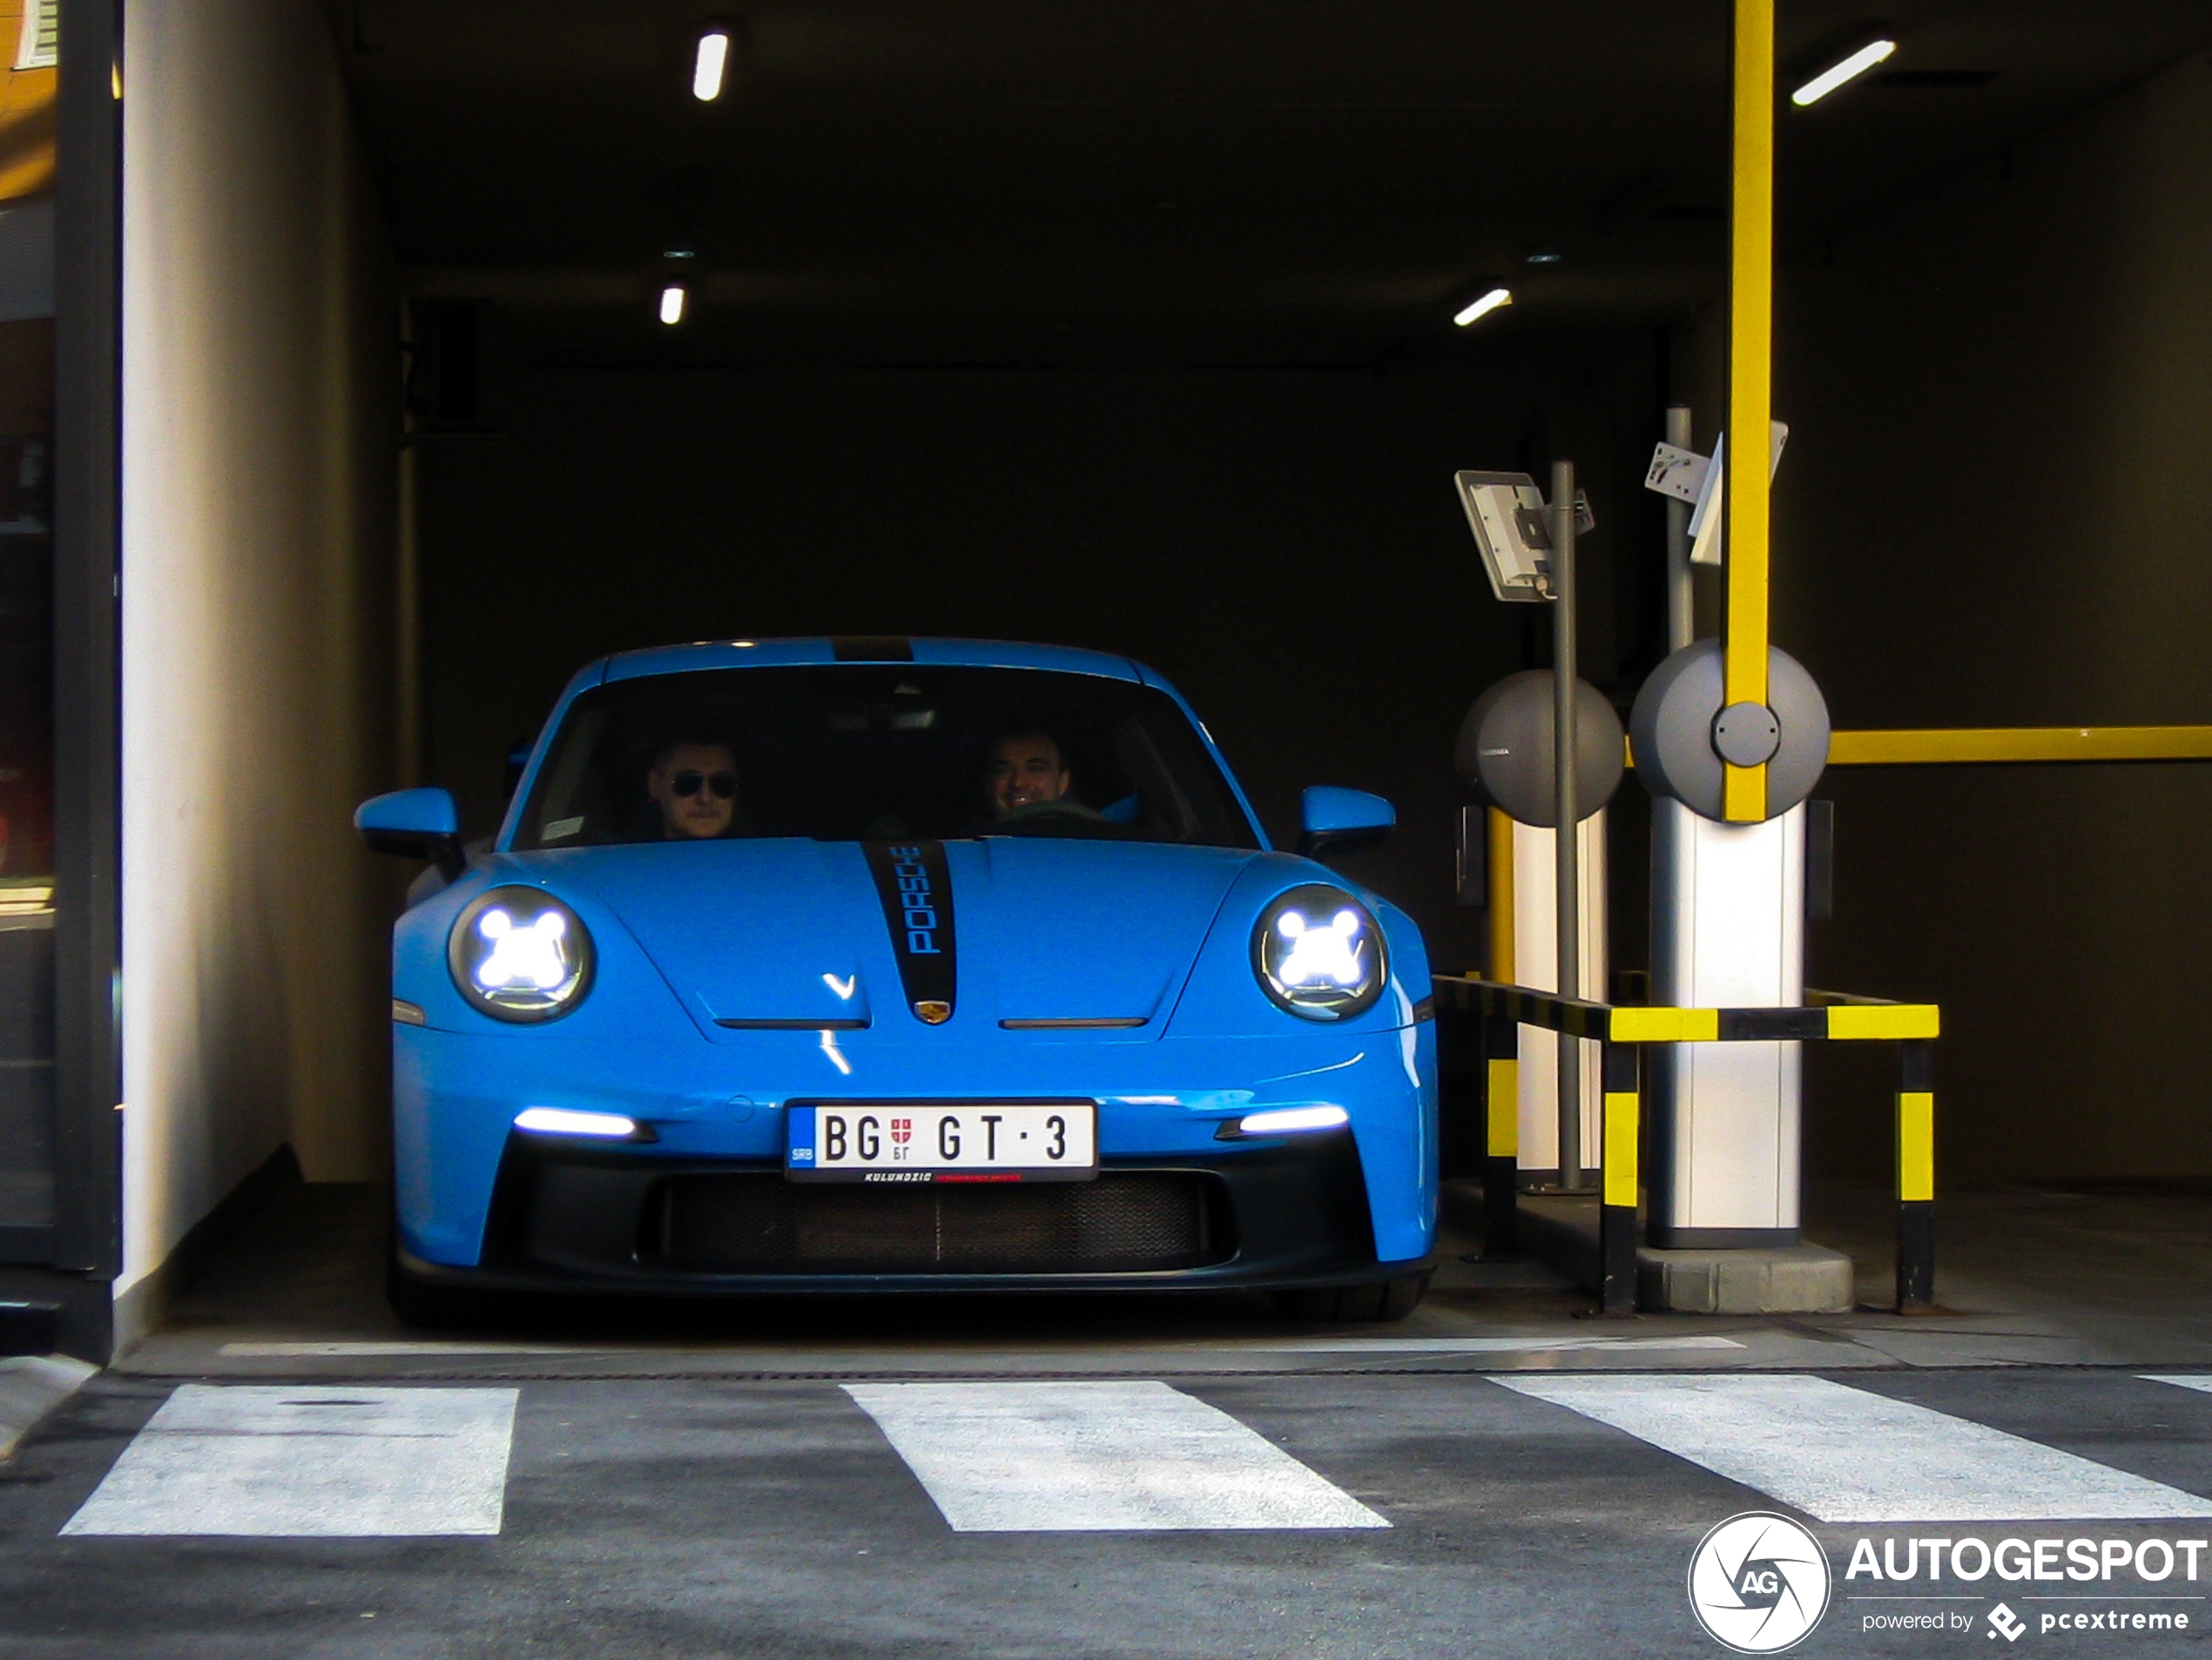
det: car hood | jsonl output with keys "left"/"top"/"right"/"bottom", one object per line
{"left": 552, "top": 837, "right": 1260, "bottom": 1039}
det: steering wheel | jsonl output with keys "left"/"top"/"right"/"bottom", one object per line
{"left": 998, "top": 797, "right": 1108, "bottom": 827}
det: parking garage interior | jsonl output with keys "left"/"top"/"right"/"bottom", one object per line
{"left": 1, "top": 0, "right": 2211, "bottom": 1522}
{"left": 70, "top": 0, "right": 2211, "bottom": 1347}
{"left": 0, "top": 3, "right": 2209, "bottom": 1651}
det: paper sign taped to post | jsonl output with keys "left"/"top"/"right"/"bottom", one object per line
{"left": 1644, "top": 442, "right": 1708, "bottom": 503}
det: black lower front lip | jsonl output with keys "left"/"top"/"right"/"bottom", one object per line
{"left": 403, "top": 1130, "right": 1406, "bottom": 1296}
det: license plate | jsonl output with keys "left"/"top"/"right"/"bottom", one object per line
{"left": 786, "top": 1102, "right": 1097, "bottom": 1183}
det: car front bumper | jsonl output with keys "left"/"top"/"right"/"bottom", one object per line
{"left": 396, "top": 1130, "right": 1413, "bottom": 1296}
{"left": 394, "top": 1022, "right": 1439, "bottom": 1282}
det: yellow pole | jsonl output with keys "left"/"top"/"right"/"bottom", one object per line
{"left": 1723, "top": 0, "right": 1776, "bottom": 823}
{"left": 1486, "top": 806, "right": 1520, "bottom": 1166}
{"left": 1486, "top": 806, "right": 1514, "bottom": 982}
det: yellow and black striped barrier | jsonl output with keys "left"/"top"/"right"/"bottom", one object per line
{"left": 1432, "top": 975, "right": 1939, "bottom": 1315}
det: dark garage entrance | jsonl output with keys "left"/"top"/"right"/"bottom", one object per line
{"left": 7, "top": 7, "right": 2212, "bottom": 1656}
{"left": 7, "top": 0, "right": 2212, "bottom": 1366}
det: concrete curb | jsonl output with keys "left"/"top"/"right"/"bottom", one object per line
{"left": 0, "top": 1355, "right": 98, "bottom": 1461}
{"left": 1442, "top": 1176, "right": 1857, "bottom": 1313}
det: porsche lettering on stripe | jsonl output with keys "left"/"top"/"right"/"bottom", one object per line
{"left": 864, "top": 840, "right": 957, "bottom": 1022}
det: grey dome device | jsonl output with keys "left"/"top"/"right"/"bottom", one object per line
{"left": 1454, "top": 669, "right": 1625, "bottom": 827}
{"left": 1629, "top": 638, "right": 1830, "bottom": 822}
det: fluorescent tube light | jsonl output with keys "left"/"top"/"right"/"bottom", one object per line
{"left": 659, "top": 284, "right": 688, "bottom": 326}
{"left": 1453, "top": 287, "right": 1513, "bottom": 327}
{"left": 693, "top": 29, "right": 732, "bottom": 101}
{"left": 1792, "top": 38, "right": 1897, "bottom": 106}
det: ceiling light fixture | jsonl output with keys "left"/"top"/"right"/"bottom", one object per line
{"left": 1453, "top": 287, "right": 1513, "bottom": 327}
{"left": 658, "top": 283, "right": 688, "bottom": 326}
{"left": 692, "top": 27, "right": 732, "bottom": 101}
{"left": 1792, "top": 37, "right": 1897, "bottom": 106}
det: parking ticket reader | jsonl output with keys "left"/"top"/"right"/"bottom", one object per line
{"left": 1635, "top": 430, "right": 1831, "bottom": 1247}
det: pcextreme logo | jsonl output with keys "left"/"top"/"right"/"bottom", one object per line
{"left": 1689, "top": 1512, "right": 1834, "bottom": 1654}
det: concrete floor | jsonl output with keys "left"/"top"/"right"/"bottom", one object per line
{"left": 3, "top": 1179, "right": 2210, "bottom": 1658}
{"left": 9, "top": 1366, "right": 2212, "bottom": 1657}
{"left": 114, "top": 1178, "right": 2212, "bottom": 1381}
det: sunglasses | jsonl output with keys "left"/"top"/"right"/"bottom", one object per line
{"left": 671, "top": 770, "right": 738, "bottom": 800}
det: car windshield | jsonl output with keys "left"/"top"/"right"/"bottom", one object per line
{"left": 511, "top": 665, "right": 1260, "bottom": 851}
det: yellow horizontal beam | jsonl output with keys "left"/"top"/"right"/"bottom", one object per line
{"left": 1827, "top": 1002, "right": 1941, "bottom": 1042}
{"left": 1623, "top": 727, "right": 2212, "bottom": 770}
{"left": 1829, "top": 726, "right": 2212, "bottom": 765}
{"left": 1609, "top": 1006, "right": 1719, "bottom": 1043}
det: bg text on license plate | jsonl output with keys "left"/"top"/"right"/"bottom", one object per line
{"left": 786, "top": 1103, "right": 1097, "bottom": 1183}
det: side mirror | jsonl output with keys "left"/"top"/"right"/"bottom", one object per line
{"left": 1297, "top": 786, "right": 1394, "bottom": 860}
{"left": 356, "top": 787, "right": 465, "bottom": 881}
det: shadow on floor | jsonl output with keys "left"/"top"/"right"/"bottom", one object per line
{"left": 127, "top": 1172, "right": 2212, "bottom": 1376}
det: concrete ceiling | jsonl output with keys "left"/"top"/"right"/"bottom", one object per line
{"left": 336, "top": 1, "right": 2212, "bottom": 365}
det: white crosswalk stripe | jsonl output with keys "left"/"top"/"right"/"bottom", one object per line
{"left": 54, "top": 1373, "right": 2212, "bottom": 1543}
{"left": 1257, "top": 1334, "right": 1744, "bottom": 1354}
{"left": 61, "top": 1385, "right": 519, "bottom": 1537}
{"left": 845, "top": 1380, "right": 1390, "bottom": 1532}
{"left": 1494, "top": 1373, "right": 2212, "bottom": 1523}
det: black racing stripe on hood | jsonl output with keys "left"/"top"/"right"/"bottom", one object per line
{"left": 831, "top": 636, "right": 914, "bottom": 662}
{"left": 862, "top": 840, "right": 956, "bottom": 1019}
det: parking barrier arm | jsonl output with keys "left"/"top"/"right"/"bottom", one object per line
{"left": 1433, "top": 974, "right": 1939, "bottom": 1312}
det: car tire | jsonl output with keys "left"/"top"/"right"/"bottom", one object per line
{"left": 386, "top": 1248, "right": 493, "bottom": 1331}
{"left": 1272, "top": 1272, "right": 1429, "bottom": 1323}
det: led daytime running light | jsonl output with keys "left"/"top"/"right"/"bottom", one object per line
{"left": 1238, "top": 1105, "right": 1351, "bottom": 1136}
{"left": 514, "top": 1107, "right": 640, "bottom": 1139}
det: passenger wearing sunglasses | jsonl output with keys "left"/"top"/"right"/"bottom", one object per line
{"left": 646, "top": 740, "right": 740, "bottom": 840}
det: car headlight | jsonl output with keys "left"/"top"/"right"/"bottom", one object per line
{"left": 1251, "top": 884, "right": 1386, "bottom": 1022}
{"left": 448, "top": 887, "right": 595, "bottom": 1022}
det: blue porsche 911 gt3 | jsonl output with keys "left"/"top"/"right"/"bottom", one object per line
{"left": 357, "top": 638, "right": 1438, "bottom": 1323}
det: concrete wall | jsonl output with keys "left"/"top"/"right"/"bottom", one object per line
{"left": 118, "top": 0, "right": 396, "bottom": 1319}
{"left": 1757, "top": 45, "right": 2212, "bottom": 1181}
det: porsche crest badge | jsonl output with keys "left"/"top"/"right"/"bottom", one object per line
{"left": 913, "top": 1000, "right": 953, "bottom": 1025}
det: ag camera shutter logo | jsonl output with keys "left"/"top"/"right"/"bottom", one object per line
{"left": 1688, "top": 1512, "right": 1832, "bottom": 1653}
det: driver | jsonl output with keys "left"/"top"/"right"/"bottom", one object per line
{"left": 985, "top": 728, "right": 1074, "bottom": 819}
{"left": 647, "top": 739, "right": 739, "bottom": 839}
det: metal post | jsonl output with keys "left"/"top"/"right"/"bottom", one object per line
{"left": 1484, "top": 1010, "right": 1520, "bottom": 1256}
{"left": 1896, "top": 1038, "right": 1937, "bottom": 1310}
{"left": 1550, "top": 458, "right": 1583, "bottom": 1190}
{"left": 1664, "top": 405, "right": 1694, "bottom": 651}
{"left": 1599, "top": 1038, "right": 1641, "bottom": 1312}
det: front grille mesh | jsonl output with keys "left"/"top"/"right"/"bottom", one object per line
{"left": 646, "top": 1172, "right": 1225, "bottom": 1273}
